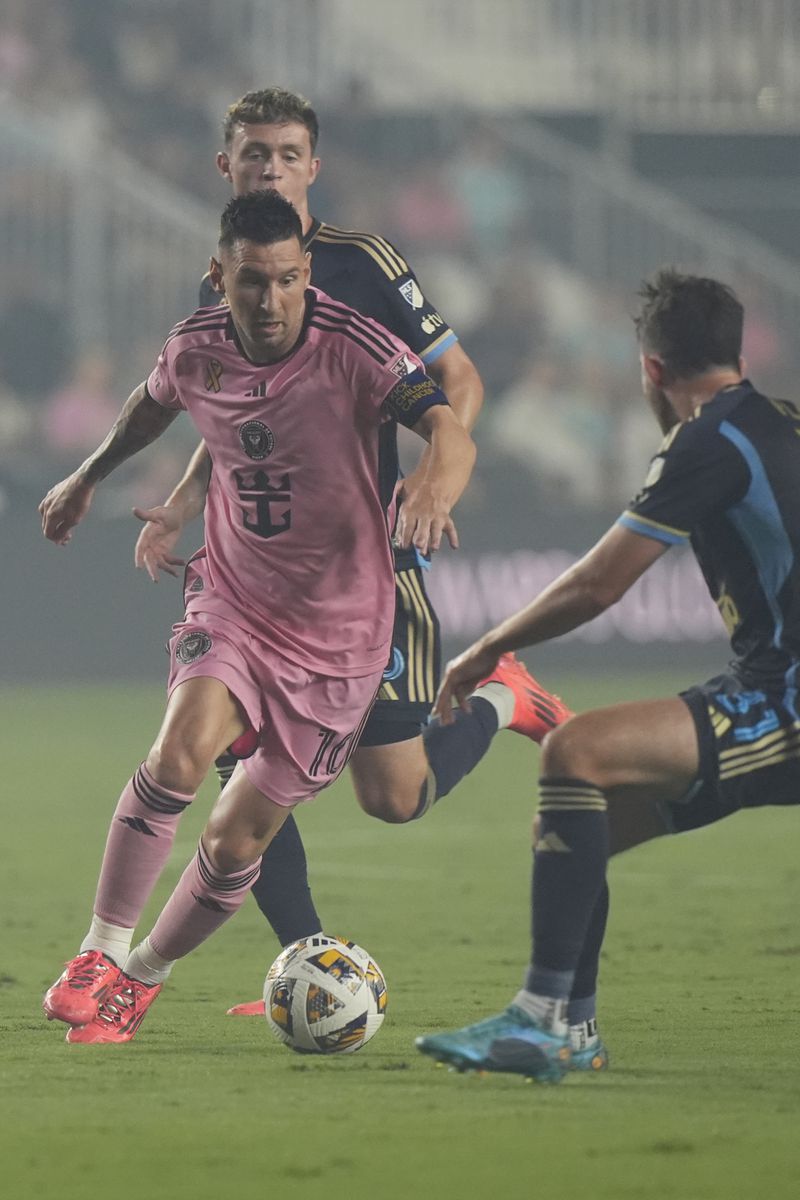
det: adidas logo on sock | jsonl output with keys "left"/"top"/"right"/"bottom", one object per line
{"left": 535, "top": 831, "right": 571, "bottom": 853}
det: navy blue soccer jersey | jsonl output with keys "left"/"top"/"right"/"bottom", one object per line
{"left": 619, "top": 380, "right": 800, "bottom": 690}
{"left": 199, "top": 218, "right": 458, "bottom": 568}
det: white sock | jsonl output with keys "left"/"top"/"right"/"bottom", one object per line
{"left": 569, "top": 1019, "right": 600, "bottom": 1051}
{"left": 512, "top": 988, "right": 568, "bottom": 1036}
{"left": 80, "top": 916, "right": 135, "bottom": 968}
{"left": 124, "top": 936, "right": 176, "bottom": 986}
{"left": 471, "top": 681, "right": 515, "bottom": 730}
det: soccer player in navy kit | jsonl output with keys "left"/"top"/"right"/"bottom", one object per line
{"left": 419, "top": 269, "right": 800, "bottom": 1080}
{"left": 134, "top": 88, "right": 572, "bottom": 1013}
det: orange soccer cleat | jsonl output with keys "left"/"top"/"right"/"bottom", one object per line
{"left": 43, "top": 950, "right": 122, "bottom": 1027}
{"left": 479, "top": 653, "right": 573, "bottom": 743}
{"left": 66, "top": 974, "right": 162, "bottom": 1043}
{"left": 226, "top": 999, "right": 266, "bottom": 1017}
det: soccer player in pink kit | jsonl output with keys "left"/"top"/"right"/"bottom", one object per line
{"left": 38, "top": 190, "right": 475, "bottom": 1043}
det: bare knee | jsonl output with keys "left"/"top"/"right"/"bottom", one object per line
{"left": 147, "top": 733, "right": 216, "bottom": 794}
{"left": 350, "top": 741, "right": 428, "bottom": 824}
{"left": 203, "top": 828, "right": 260, "bottom": 874}
{"left": 202, "top": 782, "right": 287, "bottom": 873}
{"left": 357, "top": 785, "right": 420, "bottom": 824}
{"left": 540, "top": 716, "right": 604, "bottom": 784}
{"left": 203, "top": 812, "right": 265, "bottom": 874}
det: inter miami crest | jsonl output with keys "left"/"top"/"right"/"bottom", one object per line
{"left": 239, "top": 419, "right": 275, "bottom": 461}
{"left": 175, "top": 631, "right": 212, "bottom": 664}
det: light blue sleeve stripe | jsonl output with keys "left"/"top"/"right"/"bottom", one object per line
{"left": 719, "top": 420, "right": 793, "bottom": 650}
{"left": 420, "top": 331, "right": 458, "bottom": 364}
{"left": 616, "top": 513, "right": 688, "bottom": 545}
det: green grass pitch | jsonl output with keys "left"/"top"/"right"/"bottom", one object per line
{"left": 2, "top": 672, "right": 800, "bottom": 1200}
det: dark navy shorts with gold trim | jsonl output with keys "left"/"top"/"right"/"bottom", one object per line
{"left": 358, "top": 565, "right": 441, "bottom": 747}
{"left": 670, "top": 672, "right": 800, "bottom": 833}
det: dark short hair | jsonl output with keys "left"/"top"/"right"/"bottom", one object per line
{"left": 223, "top": 87, "right": 319, "bottom": 151}
{"left": 218, "top": 191, "right": 304, "bottom": 251}
{"left": 634, "top": 268, "right": 744, "bottom": 379}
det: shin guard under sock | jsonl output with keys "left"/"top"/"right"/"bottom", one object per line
{"left": 147, "top": 840, "right": 261, "bottom": 961}
{"left": 93, "top": 763, "right": 194, "bottom": 929}
{"left": 527, "top": 778, "right": 609, "bottom": 998}
{"left": 413, "top": 698, "right": 499, "bottom": 819}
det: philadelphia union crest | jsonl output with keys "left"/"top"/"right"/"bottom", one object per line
{"left": 383, "top": 647, "right": 405, "bottom": 681}
{"left": 175, "top": 631, "right": 212, "bottom": 664}
{"left": 239, "top": 419, "right": 274, "bottom": 460}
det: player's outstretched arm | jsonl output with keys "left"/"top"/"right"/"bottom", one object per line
{"left": 433, "top": 525, "right": 669, "bottom": 722}
{"left": 39, "top": 382, "right": 178, "bottom": 545}
{"left": 394, "top": 404, "right": 476, "bottom": 556}
{"left": 133, "top": 441, "right": 212, "bottom": 581}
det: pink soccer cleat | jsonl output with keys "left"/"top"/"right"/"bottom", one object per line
{"left": 65, "top": 974, "right": 161, "bottom": 1043}
{"left": 43, "top": 950, "right": 123, "bottom": 1026}
{"left": 226, "top": 999, "right": 266, "bottom": 1017}
{"left": 479, "top": 653, "right": 573, "bottom": 743}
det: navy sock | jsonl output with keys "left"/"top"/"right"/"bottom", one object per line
{"left": 526, "top": 777, "right": 609, "bottom": 997}
{"left": 215, "top": 751, "right": 236, "bottom": 789}
{"left": 214, "top": 752, "right": 321, "bottom": 947}
{"left": 250, "top": 816, "right": 322, "bottom": 946}
{"left": 568, "top": 882, "right": 609, "bottom": 1017}
{"left": 412, "top": 698, "right": 499, "bottom": 819}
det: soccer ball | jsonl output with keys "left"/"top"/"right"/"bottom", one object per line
{"left": 264, "top": 933, "right": 388, "bottom": 1054}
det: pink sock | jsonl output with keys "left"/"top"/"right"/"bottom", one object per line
{"left": 93, "top": 763, "right": 194, "bottom": 928}
{"left": 148, "top": 840, "right": 261, "bottom": 961}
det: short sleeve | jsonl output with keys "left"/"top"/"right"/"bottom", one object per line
{"left": 145, "top": 339, "right": 184, "bottom": 411}
{"left": 619, "top": 417, "right": 749, "bottom": 545}
{"left": 352, "top": 241, "right": 457, "bottom": 365}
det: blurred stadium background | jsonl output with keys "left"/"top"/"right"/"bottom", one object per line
{"left": 4, "top": 0, "right": 800, "bottom": 681}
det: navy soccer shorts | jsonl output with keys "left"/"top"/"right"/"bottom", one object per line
{"left": 358, "top": 565, "right": 441, "bottom": 748}
{"left": 668, "top": 672, "right": 800, "bottom": 833}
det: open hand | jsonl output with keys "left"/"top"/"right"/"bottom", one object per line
{"left": 432, "top": 643, "right": 501, "bottom": 725}
{"left": 133, "top": 504, "right": 186, "bottom": 582}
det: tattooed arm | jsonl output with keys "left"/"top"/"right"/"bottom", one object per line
{"left": 39, "top": 382, "right": 178, "bottom": 545}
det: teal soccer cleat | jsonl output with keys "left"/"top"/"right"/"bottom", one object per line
{"left": 415, "top": 1005, "right": 571, "bottom": 1083}
{"left": 569, "top": 1039, "right": 609, "bottom": 1072}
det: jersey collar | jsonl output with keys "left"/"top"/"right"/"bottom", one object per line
{"left": 304, "top": 217, "right": 322, "bottom": 249}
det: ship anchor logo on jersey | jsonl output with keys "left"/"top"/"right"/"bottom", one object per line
{"left": 205, "top": 359, "right": 223, "bottom": 393}
{"left": 239, "top": 419, "right": 275, "bottom": 460}
{"left": 235, "top": 469, "right": 291, "bottom": 540}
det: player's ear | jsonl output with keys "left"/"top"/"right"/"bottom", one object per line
{"left": 216, "top": 150, "right": 232, "bottom": 182}
{"left": 209, "top": 256, "right": 225, "bottom": 295}
{"left": 641, "top": 353, "right": 665, "bottom": 388}
{"left": 739, "top": 355, "right": 747, "bottom": 377}
{"left": 308, "top": 155, "right": 321, "bottom": 186}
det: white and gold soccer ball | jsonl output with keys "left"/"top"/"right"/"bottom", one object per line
{"left": 264, "top": 933, "right": 388, "bottom": 1054}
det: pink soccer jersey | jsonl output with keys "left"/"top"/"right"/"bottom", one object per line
{"left": 146, "top": 287, "right": 446, "bottom": 678}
